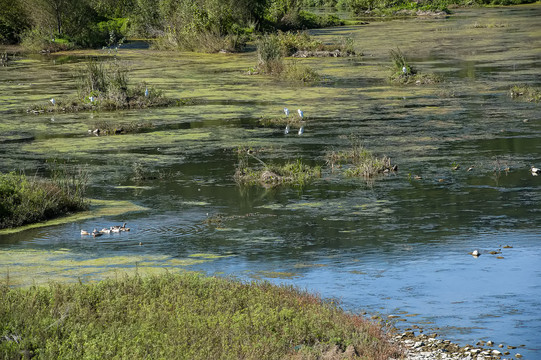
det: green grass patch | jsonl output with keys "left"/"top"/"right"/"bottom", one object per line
{"left": 235, "top": 149, "right": 321, "bottom": 187}
{"left": 252, "top": 31, "right": 356, "bottom": 82}
{"left": 27, "top": 59, "right": 178, "bottom": 113}
{"left": 0, "top": 165, "right": 89, "bottom": 230}
{"left": 325, "top": 138, "right": 396, "bottom": 178}
{"left": 389, "top": 48, "right": 442, "bottom": 85}
{"left": 0, "top": 273, "right": 401, "bottom": 359}
{"left": 509, "top": 84, "right": 541, "bottom": 103}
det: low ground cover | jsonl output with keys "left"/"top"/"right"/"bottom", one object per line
{"left": 0, "top": 273, "right": 401, "bottom": 359}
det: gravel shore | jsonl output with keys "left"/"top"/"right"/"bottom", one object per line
{"left": 393, "top": 331, "right": 524, "bottom": 360}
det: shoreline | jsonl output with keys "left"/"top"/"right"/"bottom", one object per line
{"left": 393, "top": 331, "right": 525, "bottom": 360}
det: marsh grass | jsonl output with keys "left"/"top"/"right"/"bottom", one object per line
{"left": 509, "top": 84, "right": 540, "bottom": 103}
{"left": 0, "top": 273, "right": 401, "bottom": 359}
{"left": 90, "top": 120, "right": 154, "bottom": 136}
{"left": 325, "top": 138, "right": 395, "bottom": 177}
{"left": 258, "top": 115, "right": 303, "bottom": 127}
{"left": 0, "top": 164, "right": 89, "bottom": 229}
{"left": 27, "top": 59, "right": 176, "bottom": 113}
{"left": 389, "top": 48, "right": 442, "bottom": 85}
{"left": 255, "top": 33, "right": 326, "bottom": 83}
{"left": 235, "top": 148, "right": 321, "bottom": 187}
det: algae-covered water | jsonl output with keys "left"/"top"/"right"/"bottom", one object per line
{"left": 1, "top": 5, "right": 541, "bottom": 358}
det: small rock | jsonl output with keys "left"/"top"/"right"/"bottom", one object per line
{"left": 508, "top": 345, "right": 517, "bottom": 349}
{"left": 491, "top": 350, "right": 502, "bottom": 355}
{"left": 498, "top": 344, "right": 504, "bottom": 348}
{"left": 516, "top": 354, "right": 522, "bottom": 358}
{"left": 472, "top": 250, "right": 480, "bottom": 257}
{"left": 414, "top": 341, "right": 425, "bottom": 348}
{"left": 486, "top": 340, "right": 494, "bottom": 346}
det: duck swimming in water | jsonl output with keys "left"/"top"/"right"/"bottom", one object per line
{"left": 92, "top": 229, "right": 102, "bottom": 237}
{"left": 81, "top": 230, "right": 90, "bottom": 236}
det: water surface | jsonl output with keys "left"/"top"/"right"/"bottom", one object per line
{"left": 1, "top": 5, "right": 540, "bottom": 358}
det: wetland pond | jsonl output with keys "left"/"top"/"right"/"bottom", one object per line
{"left": 1, "top": 5, "right": 541, "bottom": 358}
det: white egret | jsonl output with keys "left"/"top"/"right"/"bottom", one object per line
{"left": 89, "top": 96, "right": 95, "bottom": 102}
{"left": 284, "top": 108, "right": 289, "bottom": 116}
{"left": 144, "top": 88, "right": 149, "bottom": 97}
{"left": 284, "top": 124, "right": 290, "bottom": 135}
{"left": 297, "top": 109, "right": 303, "bottom": 119}
{"left": 50, "top": 98, "right": 56, "bottom": 105}
{"left": 402, "top": 66, "right": 407, "bottom": 74}
{"left": 298, "top": 126, "right": 304, "bottom": 135}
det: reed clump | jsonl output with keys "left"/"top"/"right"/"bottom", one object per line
{"left": 509, "top": 84, "right": 540, "bottom": 102}
{"left": 0, "top": 273, "right": 401, "bottom": 359}
{"left": 389, "top": 48, "right": 442, "bottom": 85}
{"left": 0, "top": 165, "right": 89, "bottom": 229}
{"left": 27, "top": 59, "right": 175, "bottom": 113}
{"left": 235, "top": 148, "right": 321, "bottom": 187}
{"left": 325, "top": 137, "right": 396, "bottom": 177}
{"left": 252, "top": 31, "right": 356, "bottom": 82}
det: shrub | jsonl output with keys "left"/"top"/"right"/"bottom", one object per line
{"left": 0, "top": 165, "right": 88, "bottom": 229}
{"left": 0, "top": 273, "right": 402, "bottom": 359}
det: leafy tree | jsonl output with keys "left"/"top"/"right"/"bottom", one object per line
{"left": 0, "top": 0, "right": 29, "bottom": 43}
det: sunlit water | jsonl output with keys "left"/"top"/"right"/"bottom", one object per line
{"left": 1, "top": 5, "right": 540, "bottom": 358}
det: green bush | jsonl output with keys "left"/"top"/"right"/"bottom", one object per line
{"left": 0, "top": 273, "right": 401, "bottom": 359}
{"left": 0, "top": 167, "right": 88, "bottom": 229}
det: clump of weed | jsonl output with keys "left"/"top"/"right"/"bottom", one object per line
{"left": 389, "top": 48, "right": 442, "bottom": 85}
{"left": 280, "top": 60, "right": 321, "bottom": 82}
{"left": 89, "top": 120, "right": 154, "bottom": 136}
{"left": 235, "top": 147, "right": 321, "bottom": 187}
{"left": 509, "top": 84, "right": 540, "bottom": 103}
{"left": 325, "top": 136, "right": 396, "bottom": 177}
{"left": 0, "top": 163, "right": 89, "bottom": 229}
{"left": 27, "top": 59, "right": 176, "bottom": 113}
{"left": 253, "top": 33, "right": 322, "bottom": 83}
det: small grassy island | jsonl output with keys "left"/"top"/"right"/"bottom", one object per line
{"left": 0, "top": 167, "right": 88, "bottom": 230}
{"left": 26, "top": 59, "right": 177, "bottom": 114}
{"left": 0, "top": 273, "right": 401, "bottom": 359}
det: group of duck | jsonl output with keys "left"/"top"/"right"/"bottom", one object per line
{"left": 81, "top": 223, "right": 130, "bottom": 237}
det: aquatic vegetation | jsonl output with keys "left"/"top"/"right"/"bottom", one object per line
{"left": 281, "top": 60, "right": 322, "bottom": 82}
{"left": 389, "top": 48, "right": 442, "bottom": 85}
{"left": 89, "top": 120, "right": 154, "bottom": 136}
{"left": 254, "top": 33, "right": 322, "bottom": 82}
{"left": 0, "top": 164, "right": 88, "bottom": 229}
{"left": 325, "top": 138, "right": 396, "bottom": 177}
{"left": 0, "top": 273, "right": 401, "bottom": 359}
{"left": 509, "top": 84, "right": 540, "bottom": 103}
{"left": 235, "top": 148, "right": 321, "bottom": 187}
{"left": 27, "top": 59, "right": 176, "bottom": 113}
